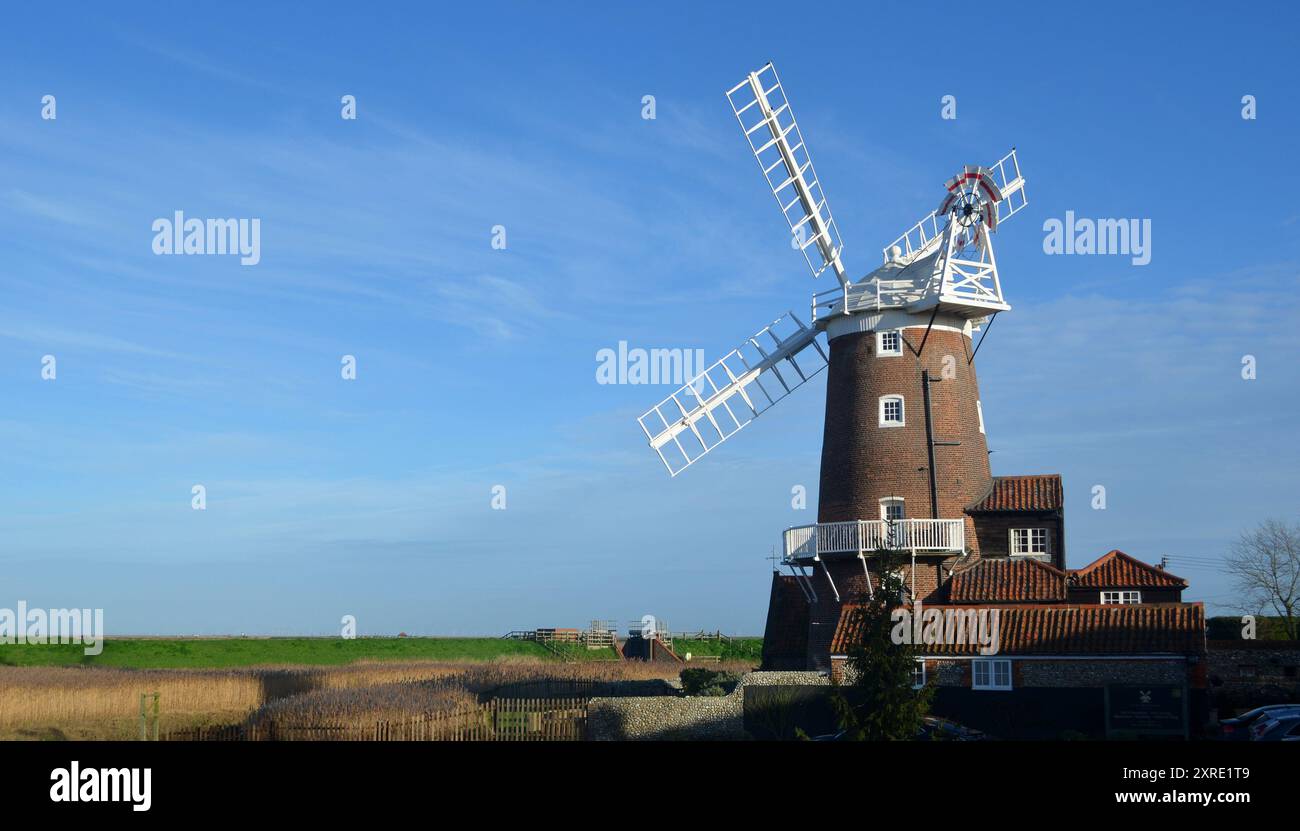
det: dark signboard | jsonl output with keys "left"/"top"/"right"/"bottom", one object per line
{"left": 1104, "top": 684, "right": 1188, "bottom": 738}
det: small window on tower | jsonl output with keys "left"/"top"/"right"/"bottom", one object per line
{"left": 880, "top": 497, "right": 905, "bottom": 522}
{"left": 879, "top": 395, "right": 905, "bottom": 427}
{"left": 977, "top": 401, "right": 985, "bottom": 434}
{"left": 877, "top": 330, "right": 902, "bottom": 356}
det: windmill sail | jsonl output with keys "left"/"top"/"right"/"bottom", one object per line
{"left": 727, "top": 63, "right": 848, "bottom": 288}
{"left": 637, "top": 312, "right": 828, "bottom": 476}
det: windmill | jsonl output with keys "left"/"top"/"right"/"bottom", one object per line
{"left": 634, "top": 62, "right": 1028, "bottom": 665}
{"left": 637, "top": 62, "right": 1026, "bottom": 477}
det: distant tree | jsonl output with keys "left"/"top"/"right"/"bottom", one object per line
{"left": 832, "top": 548, "right": 933, "bottom": 740}
{"left": 1228, "top": 519, "right": 1300, "bottom": 640}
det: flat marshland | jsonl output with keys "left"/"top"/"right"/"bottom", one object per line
{"left": 0, "top": 637, "right": 760, "bottom": 740}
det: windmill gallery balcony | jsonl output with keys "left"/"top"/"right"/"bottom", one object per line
{"left": 782, "top": 519, "right": 965, "bottom": 564}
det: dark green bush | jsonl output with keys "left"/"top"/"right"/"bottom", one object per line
{"left": 680, "top": 668, "right": 742, "bottom": 696}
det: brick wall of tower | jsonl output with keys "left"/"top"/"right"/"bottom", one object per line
{"left": 817, "top": 325, "right": 992, "bottom": 538}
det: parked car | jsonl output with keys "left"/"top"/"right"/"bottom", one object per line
{"left": 918, "top": 717, "right": 988, "bottom": 741}
{"left": 1250, "top": 713, "right": 1300, "bottom": 742}
{"left": 810, "top": 718, "right": 988, "bottom": 741}
{"left": 1218, "top": 704, "right": 1300, "bottom": 741}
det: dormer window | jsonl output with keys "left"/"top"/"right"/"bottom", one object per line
{"left": 879, "top": 395, "right": 905, "bottom": 427}
{"left": 1010, "top": 528, "right": 1048, "bottom": 557}
{"left": 1101, "top": 590, "right": 1142, "bottom": 605}
{"left": 877, "top": 330, "right": 902, "bottom": 356}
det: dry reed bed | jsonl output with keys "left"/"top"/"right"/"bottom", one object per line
{"left": 246, "top": 659, "right": 726, "bottom": 730}
{"left": 0, "top": 659, "right": 748, "bottom": 739}
{"left": 0, "top": 662, "right": 477, "bottom": 735}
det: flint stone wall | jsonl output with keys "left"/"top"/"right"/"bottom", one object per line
{"left": 586, "top": 671, "right": 827, "bottom": 741}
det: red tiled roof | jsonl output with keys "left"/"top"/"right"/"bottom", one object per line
{"left": 830, "top": 602, "right": 1205, "bottom": 656}
{"left": 947, "top": 557, "right": 1067, "bottom": 603}
{"left": 1070, "top": 550, "right": 1188, "bottom": 589}
{"left": 966, "top": 474, "right": 1063, "bottom": 512}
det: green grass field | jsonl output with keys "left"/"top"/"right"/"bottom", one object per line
{"left": 0, "top": 637, "right": 624, "bottom": 669}
{"left": 672, "top": 637, "right": 763, "bottom": 662}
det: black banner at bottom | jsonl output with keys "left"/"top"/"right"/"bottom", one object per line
{"left": 4, "top": 740, "right": 1287, "bottom": 817}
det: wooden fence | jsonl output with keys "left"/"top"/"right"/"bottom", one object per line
{"left": 164, "top": 697, "right": 587, "bottom": 742}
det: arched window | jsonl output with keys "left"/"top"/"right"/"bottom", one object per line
{"left": 879, "top": 395, "right": 905, "bottom": 427}
{"left": 879, "top": 497, "right": 905, "bottom": 521}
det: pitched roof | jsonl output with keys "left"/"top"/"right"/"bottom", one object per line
{"left": 947, "top": 557, "right": 1068, "bottom": 603}
{"left": 966, "top": 474, "right": 1063, "bottom": 512}
{"left": 830, "top": 602, "right": 1205, "bottom": 656}
{"left": 1069, "top": 550, "right": 1188, "bottom": 589}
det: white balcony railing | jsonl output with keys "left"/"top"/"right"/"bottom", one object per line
{"left": 782, "top": 519, "right": 965, "bottom": 563}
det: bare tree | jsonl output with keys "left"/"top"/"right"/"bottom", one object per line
{"left": 1228, "top": 520, "right": 1300, "bottom": 640}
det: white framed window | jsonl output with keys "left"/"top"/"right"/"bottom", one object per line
{"left": 1010, "top": 528, "right": 1048, "bottom": 556}
{"left": 976, "top": 400, "right": 985, "bottom": 434}
{"left": 879, "top": 395, "right": 905, "bottom": 427}
{"left": 972, "top": 659, "right": 1012, "bottom": 690}
{"left": 1100, "top": 590, "right": 1142, "bottom": 605}
{"left": 876, "top": 330, "right": 902, "bottom": 356}
{"left": 879, "top": 497, "right": 904, "bottom": 522}
{"left": 912, "top": 659, "right": 926, "bottom": 689}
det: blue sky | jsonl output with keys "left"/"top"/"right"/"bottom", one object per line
{"left": 2, "top": 2, "right": 1298, "bottom": 634}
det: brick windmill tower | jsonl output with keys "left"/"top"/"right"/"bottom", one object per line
{"left": 636, "top": 63, "right": 1029, "bottom": 669}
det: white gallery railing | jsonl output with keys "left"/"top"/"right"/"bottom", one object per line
{"left": 783, "top": 519, "right": 965, "bottom": 562}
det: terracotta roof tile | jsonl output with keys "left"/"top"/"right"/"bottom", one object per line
{"left": 947, "top": 557, "right": 1067, "bottom": 602}
{"left": 966, "top": 474, "right": 1063, "bottom": 512}
{"left": 1069, "top": 550, "right": 1188, "bottom": 589}
{"left": 831, "top": 602, "right": 1205, "bottom": 656}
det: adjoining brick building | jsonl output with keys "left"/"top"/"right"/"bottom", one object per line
{"left": 764, "top": 527, "right": 1210, "bottom": 736}
{"left": 828, "top": 596, "right": 1207, "bottom": 739}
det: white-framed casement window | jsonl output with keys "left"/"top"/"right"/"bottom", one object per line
{"left": 1010, "top": 528, "right": 1048, "bottom": 557}
{"left": 972, "top": 659, "right": 1012, "bottom": 690}
{"left": 912, "top": 659, "right": 926, "bottom": 689}
{"left": 976, "top": 400, "right": 985, "bottom": 434}
{"left": 879, "top": 497, "right": 905, "bottom": 522}
{"left": 1100, "top": 590, "right": 1142, "bottom": 605}
{"left": 876, "top": 330, "right": 902, "bottom": 356}
{"left": 879, "top": 395, "right": 905, "bottom": 427}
